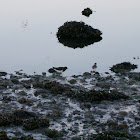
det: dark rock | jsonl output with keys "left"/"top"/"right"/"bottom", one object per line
{"left": 128, "top": 72, "right": 140, "bottom": 81}
{"left": 42, "top": 72, "right": 46, "bottom": 76}
{"left": 82, "top": 8, "right": 93, "bottom": 17}
{"left": 33, "top": 80, "right": 129, "bottom": 102}
{"left": 53, "top": 67, "right": 67, "bottom": 72}
{"left": 48, "top": 68, "right": 56, "bottom": 73}
{"left": 13, "top": 110, "right": 36, "bottom": 119}
{"left": 2, "top": 96, "right": 13, "bottom": 102}
{"left": 18, "top": 97, "right": 26, "bottom": 104}
{"left": 15, "top": 135, "right": 35, "bottom": 140}
{"left": 110, "top": 62, "right": 137, "bottom": 73}
{"left": 74, "top": 89, "right": 129, "bottom": 102}
{"left": 45, "top": 129, "right": 63, "bottom": 138}
{"left": 11, "top": 78, "right": 19, "bottom": 84}
{"left": 96, "top": 82, "right": 111, "bottom": 89}
{"left": 89, "top": 131, "right": 132, "bottom": 139}
{"left": 18, "top": 91, "right": 27, "bottom": 96}
{"left": 107, "top": 121, "right": 128, "bottom": 132}
{"left": 0, "top": 72, "right": 7, "bottom": 77}
{"left": 57, "top": 21, "right": 102, "bottom": 48}
{"left": 0, "top": 131, "right": 9, "bottom": 140}
{"left": 48, "top": 67, "right": 67, "bottom": 73}
{"left": 18, "top": 98, "right": 32, "bottom": 105}
{"left": 83, "top": 72, "right": 91, "bottom": 77}
{"left": 23, "top": 117, "right": 49, "bottom": 130}
{"left": 23, "top": 118, "right": 39, "bottom": 130}
{"left": 68, "top": 79, "right": 77, "bottom": 84}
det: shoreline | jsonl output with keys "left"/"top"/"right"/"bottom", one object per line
{"left": 0, "top": 63, "right": 140, "bottom": 139}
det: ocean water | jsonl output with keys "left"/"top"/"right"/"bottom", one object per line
{"left": 0, "top": 0, "right": 140, "bottom": 75}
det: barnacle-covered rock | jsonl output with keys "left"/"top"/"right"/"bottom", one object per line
{"left": 57, "top": 21, "right": 102, "bottom": 48}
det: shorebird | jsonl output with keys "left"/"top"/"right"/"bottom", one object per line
{"left": 91, "top": 63, "right": 97, "bottom": 73}
{"left": 92, "top": 63, "right": 97, "bottom": 70}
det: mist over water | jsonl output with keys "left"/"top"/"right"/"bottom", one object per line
{"left": 0, "top": 0, "right": 140, "bottom": 75}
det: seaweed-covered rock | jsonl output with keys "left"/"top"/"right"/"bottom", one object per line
{"left": 0, "top": 110, "right": 49, "bottom": 130}
{"left": 0, "top": 110, "right": 36, "bottom": 127}
{"left": 33, "top": 80, "right": 129, "bottom": 102}
{"left": 82, "top": 8, "right": 92, "bottom": 17}
{"left": 75, "top": 89, "right": 129, "bottom": 102}
{"left": 23, "top": 117, "right": 49, "bottom": 130}
{"left": 13, "top": 110, "right": 36, "bottom": 119}
{"left": 110, "top": 62, "right": 137, "bottom": 73}
{"left": 57, "top": 21, "right": 102, "bottom": 48}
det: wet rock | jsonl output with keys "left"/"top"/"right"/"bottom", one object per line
{"left": 135, "top": 116, "right": 140, "bottom": 121}
{"left": 68, "top": 79, "right": 77, "bottom": 84}
{"left": 107, "top": 121, "right": 128, "bottom": 132}
{"left": 13, "top": 110, "right": 36, "bottom": 119}
{"left": 128, "top": 72, "right": 140, "bottom": 81}
{"left": 48, "top": 67, "right": 67, "bottom": 74}
{"left": 18, "top": 97, "right": 27, "bottom": 104}
{"left": 22, "top": 83, "right": 31, "bottom": 89}
{"left": 16, "top": 135, "right": 35, "bottom": 140}
{"left": 18, "top": 98, "right": 33, "bottom": 105}
{"left": 34, "top": 90, "right": 48, "bottom": 97}
{"left": 82, "top": 8, "right": 92, "bottom": 17}
{"left": 23, "top": 117, "right": 49, "bottom": 130}
{"left": 0, "top": 110, "right": 49, "bottom": 130}
{"left": 42, "top": 72, "right": 46, "bottom": 76}
{"left": 72, "top": 75, "right": 81, "bottom": 78}
{"left": 118, "top": 111, "right": 128, "bottom": 117}
{"left": 83, "top": 72, "right": 91, "bottom": 78}
{"left": 89, "top": 130, "right": 132, "bottom": 139}
{"left": 0, "top": 131, "right": 9, "bottom": 140}
{"left": 47, "top": 110, "right": 62, "bottom": 119}
{"left": 74, "top": 89, "right": 129, "bottom": 102}
{"left": 33, "top": 79, "right": 129, "bottom": 102}
{"left": 96, "top": 82, "right": 111, "bottom": 89}
{"left": 18, "top": 91, "right": 27, "bottom": 96}
{"left": 0, "top": 72, "right": 7, "bottom": 77}
{"left": 53, "top": 67, "right": 67, "bottom": 72}
{"left": 48, "top": 68, "right": 56, "bottom": 73}
{"left": 0, "top": 131, "right": 36, "bottom": 140}
{"left": 2, "top": 96, "right": 14, "bottom": 102}
{"left": 45, "top": 129, "right": 63, "bottom": 138}
{"left": 11, "top": 78, "right": 19, "bottom": 84}
{"left": 0, "top": 80, "right": 8, "bottom": 88}
{"left": 57, "top": 21, "right": 102, "bottom": 48}
{"left": 110, "top": 62, "right": 137, "bottom": 73}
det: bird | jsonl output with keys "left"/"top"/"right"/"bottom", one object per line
{"left": 91, "top": 63, "right": 97, "bottom": 73}
{"left": 92, "top": 63, "right": 97, "bottom": 70}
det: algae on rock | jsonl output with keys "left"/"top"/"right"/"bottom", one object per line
{"left": 57, "top": 21, "right": 102, "bottom": 48}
